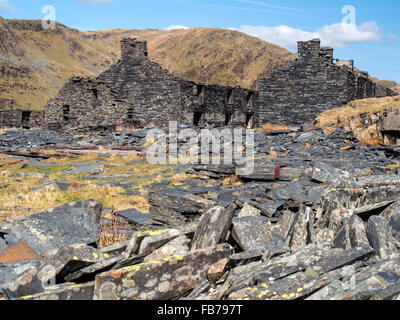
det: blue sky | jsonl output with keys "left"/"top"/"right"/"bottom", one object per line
{"left": 0, "top": 0, "right": 399, "bottom": 82}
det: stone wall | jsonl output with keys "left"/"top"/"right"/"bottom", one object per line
{"left": 0, "top": 109, "right": 44, "bottom": 129}
{"left": 44, "top": 38, "right": 258, "bottom": 131}
{"left": 259, "top": 39, "right": 398, "bottom": 125}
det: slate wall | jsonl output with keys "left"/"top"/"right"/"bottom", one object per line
{"left": 44, "top": 38, "right": 258, "bottom": 131}
{"left": 259, "top": 39, "right": 398, "bottom": 125}
{"left": 0, "top": 109, "right": 44, "bottom": 128}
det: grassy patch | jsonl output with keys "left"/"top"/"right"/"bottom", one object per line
{"left": 0, "top": 152, "right": 181, "bottom": 221}
{"left": 315, "top": 96, "right": 400, "bottom": 128}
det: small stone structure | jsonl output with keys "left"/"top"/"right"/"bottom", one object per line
{"left": 44, "top": 38, "right": 258, "bottom": 131}
{"left": 259, "top": 39, "right": 397, "bottom": 125}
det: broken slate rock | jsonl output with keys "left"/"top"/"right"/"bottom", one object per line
{"left": 232, "top": 216, "right": 288, "bottom": 254}
{"left": 18, "top": 281, "right": 95, "bottom": 300}
{"left": 0, "top": 238, "right": 8, "bottom": 256}
{"left": 4, "top": 263, "right": 43, "bottom": 299}
{"left": 137, "top": 223, "right": 197, "bottom": 256}
{"left": 238, "top": 203, "right": 261, "bottom": 218}
{"left": 191, "top": 203, "right": 236, "bottom": 251}
{"left": 207, "top": 258, "right": 229, "bottom": 283}
{"left": 30, "top": 182, "right": 71, "bottom": 193}
{"left": 94, "top": 244, "right": 232, "bottom": 300}
{"left": 366, "top": 216, "right": 397, "bottom": 260}
{"left": 334, "top": 215, "right": 370, "bottom": 250}
{"left": 311, "top": 162, "right": 349, "bottom": 184}
{"left": 115, "top": 208, "right": 152, "bottom": 226}
{"left": 143, "top": 235, "right": 191, "bottom": 262}
{"left": 0, "top": 200, "right": 103, "bottom": 256}
{"left": 38, "top": 244, "right": 108, "bottom": 285}
{"left": 65, "top": 164, "right": 104, "bottom": 175}
{"left": 388, "top": 211, "right": 400, "bottom": 243}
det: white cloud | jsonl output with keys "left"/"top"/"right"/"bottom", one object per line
{"left": 166, "top": 25, "right": 189, "bottom": 31}
{"left": 238, "top": 22, "right": 381, "bottom": 49}
{"left": 0, "top": 0, "right": 13, "bottom": 11}
{"left": 239, "top": 25, "right": 317, "bottom": 48}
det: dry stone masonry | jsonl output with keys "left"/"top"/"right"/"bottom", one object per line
{"left": 259, "top": 39, "right": 397, "bottom": 125}
{"left": 0, "top": 38, "right": 397, "bottom": 130}
{"left": 44, "top": 38, "right": 258, "bottom": 131}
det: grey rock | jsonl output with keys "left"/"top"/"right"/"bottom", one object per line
{"left": 366, "top": 216, "right": 397, "bottom": 260}
{"left": 238, "top": 203, "right": 261, "bottom": 218}
{"left": 191, "top": 203, "right": 236, "bottom": 251}
{"left": 232, "top": 216, "right": 288, "bottom": 253}
{"left": 388, "top": 211, "right": 400, "bottom": 243}
{"left": 30, "top": 182, "right": 71, "bottom": 193}
{"left": 311, "top": 162, "right": 350, "bottom": 184}
{"left": 1, "top": 200, "right": 103, "bottom": 256}
{"left": 295, "top": 132, "right": 314, "bottom": 143}
{"left": 144, "top": 235, "right": 191, "bottom": 262}
{"left": 65, "top": 164, "right": 104, "bottom": 175}
{"left": 0, "top": 238, "right": 7, "bottom": 256}
{"left": 334, "top": 215, "right": 370, "bottom": 250}
{"left": 115, "top": 209, "right": 152, "bottom": 226}
{"left": 17, "top": 281, "right": 95, "bottom": 300}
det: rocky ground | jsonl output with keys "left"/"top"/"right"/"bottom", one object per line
{"left": 0, "top": 124, "right": 399, "bottom": 300}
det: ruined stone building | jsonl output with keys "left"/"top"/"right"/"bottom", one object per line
{"left": 0, "top": 109, "right": 43, "bottom": 129}
{"left": 258, "top": 39, "right": 397, "bottom": 125}
{"left": 44, "top": 38, "right": 258, "bottom": 131}
{"left": 0, "top": 38, "right": 397, "bottom": 130}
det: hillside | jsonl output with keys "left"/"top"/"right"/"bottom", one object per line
{"left": 369, "top": 76, "right": 400, "bottom": 94}
{"left": 0, "top": 18, "right": 296, "bottom": 111}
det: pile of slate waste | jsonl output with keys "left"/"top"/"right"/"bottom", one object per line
{"left": 0, "top": 124, "right": 400, "bottom": 300}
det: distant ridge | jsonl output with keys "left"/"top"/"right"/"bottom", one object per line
{"left": 0, "top": 18, "right": 296, "bottom": 110}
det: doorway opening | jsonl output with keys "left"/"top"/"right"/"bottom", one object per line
{"left": 225, "top": 113, "right": 232, "bottom": 126}
{"left": 246, "top": 114, "right": 253, "bottom": 128}
{"left": 193, "top": 112, "right": 203, "bottom": 126}
{"left": 21, "top": 111, "right": 31, "bottom": 129}
{"left": 63, "top": 105, "right": 70, "bottom": 122}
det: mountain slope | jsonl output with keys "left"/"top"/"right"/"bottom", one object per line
{"left": 0, "top": 18, "right": 296, "bottom": 111}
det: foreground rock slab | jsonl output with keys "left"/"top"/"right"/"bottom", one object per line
{"left": 94, "top": 244, "right": 232, "bottom": 300}
{"left": 19, "top": 282, "right": 95, "bottom": 300}
{"left": 1, "top": 200, "right": 103, "bottom": 256}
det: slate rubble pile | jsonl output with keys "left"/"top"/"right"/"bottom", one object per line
{"left": 0, "top": 126, "right": 400, "bottom": 300}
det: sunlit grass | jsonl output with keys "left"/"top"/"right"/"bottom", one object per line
{"left": 0, "top": 151, "right": 181, "bottom": 222}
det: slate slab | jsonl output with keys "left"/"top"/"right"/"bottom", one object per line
{"left": 18, "top": 281, "right": 95, "bottom": 300}
{"left": 0, "top": 200, "right": 103, "bottom": 256}
{"left": 115, "top": 209, "right": 152, "bottom": 226}
{"left": 30, "top": 182, "right": 71, "bottom": 193}
{"left": 65, "top": 164, "right": 104, "bottom": 175}
{"left": 94, "top": 244, "right": 232, "bottom": 300}
{"left": 38, "top": 244, "right": 108, "bottom": 285}
{"left": 334, "top": 215, "right": 370, "bottom": 250}
{"left": 238, "top": 203, "right": 261, "bottom": 218}
{"left": 311, "top": 162, "right": 350, "bottom": 184}
{"left": 232, "top": 216, "right": 288, "bottom": 253}
{"left": 143, "top": 235, "right": 191, "bottom": 262}
{"left": 191, "top": 203, "right": 236, "bottom": 251}
{"left": 0, "top": 238, "right": 7, "bottom": 256}
{"left": 366, "top": 216, "right": 397, "bottom": 260}
{"left": 388, "top": 211, "right": 400, "bottom": 242}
